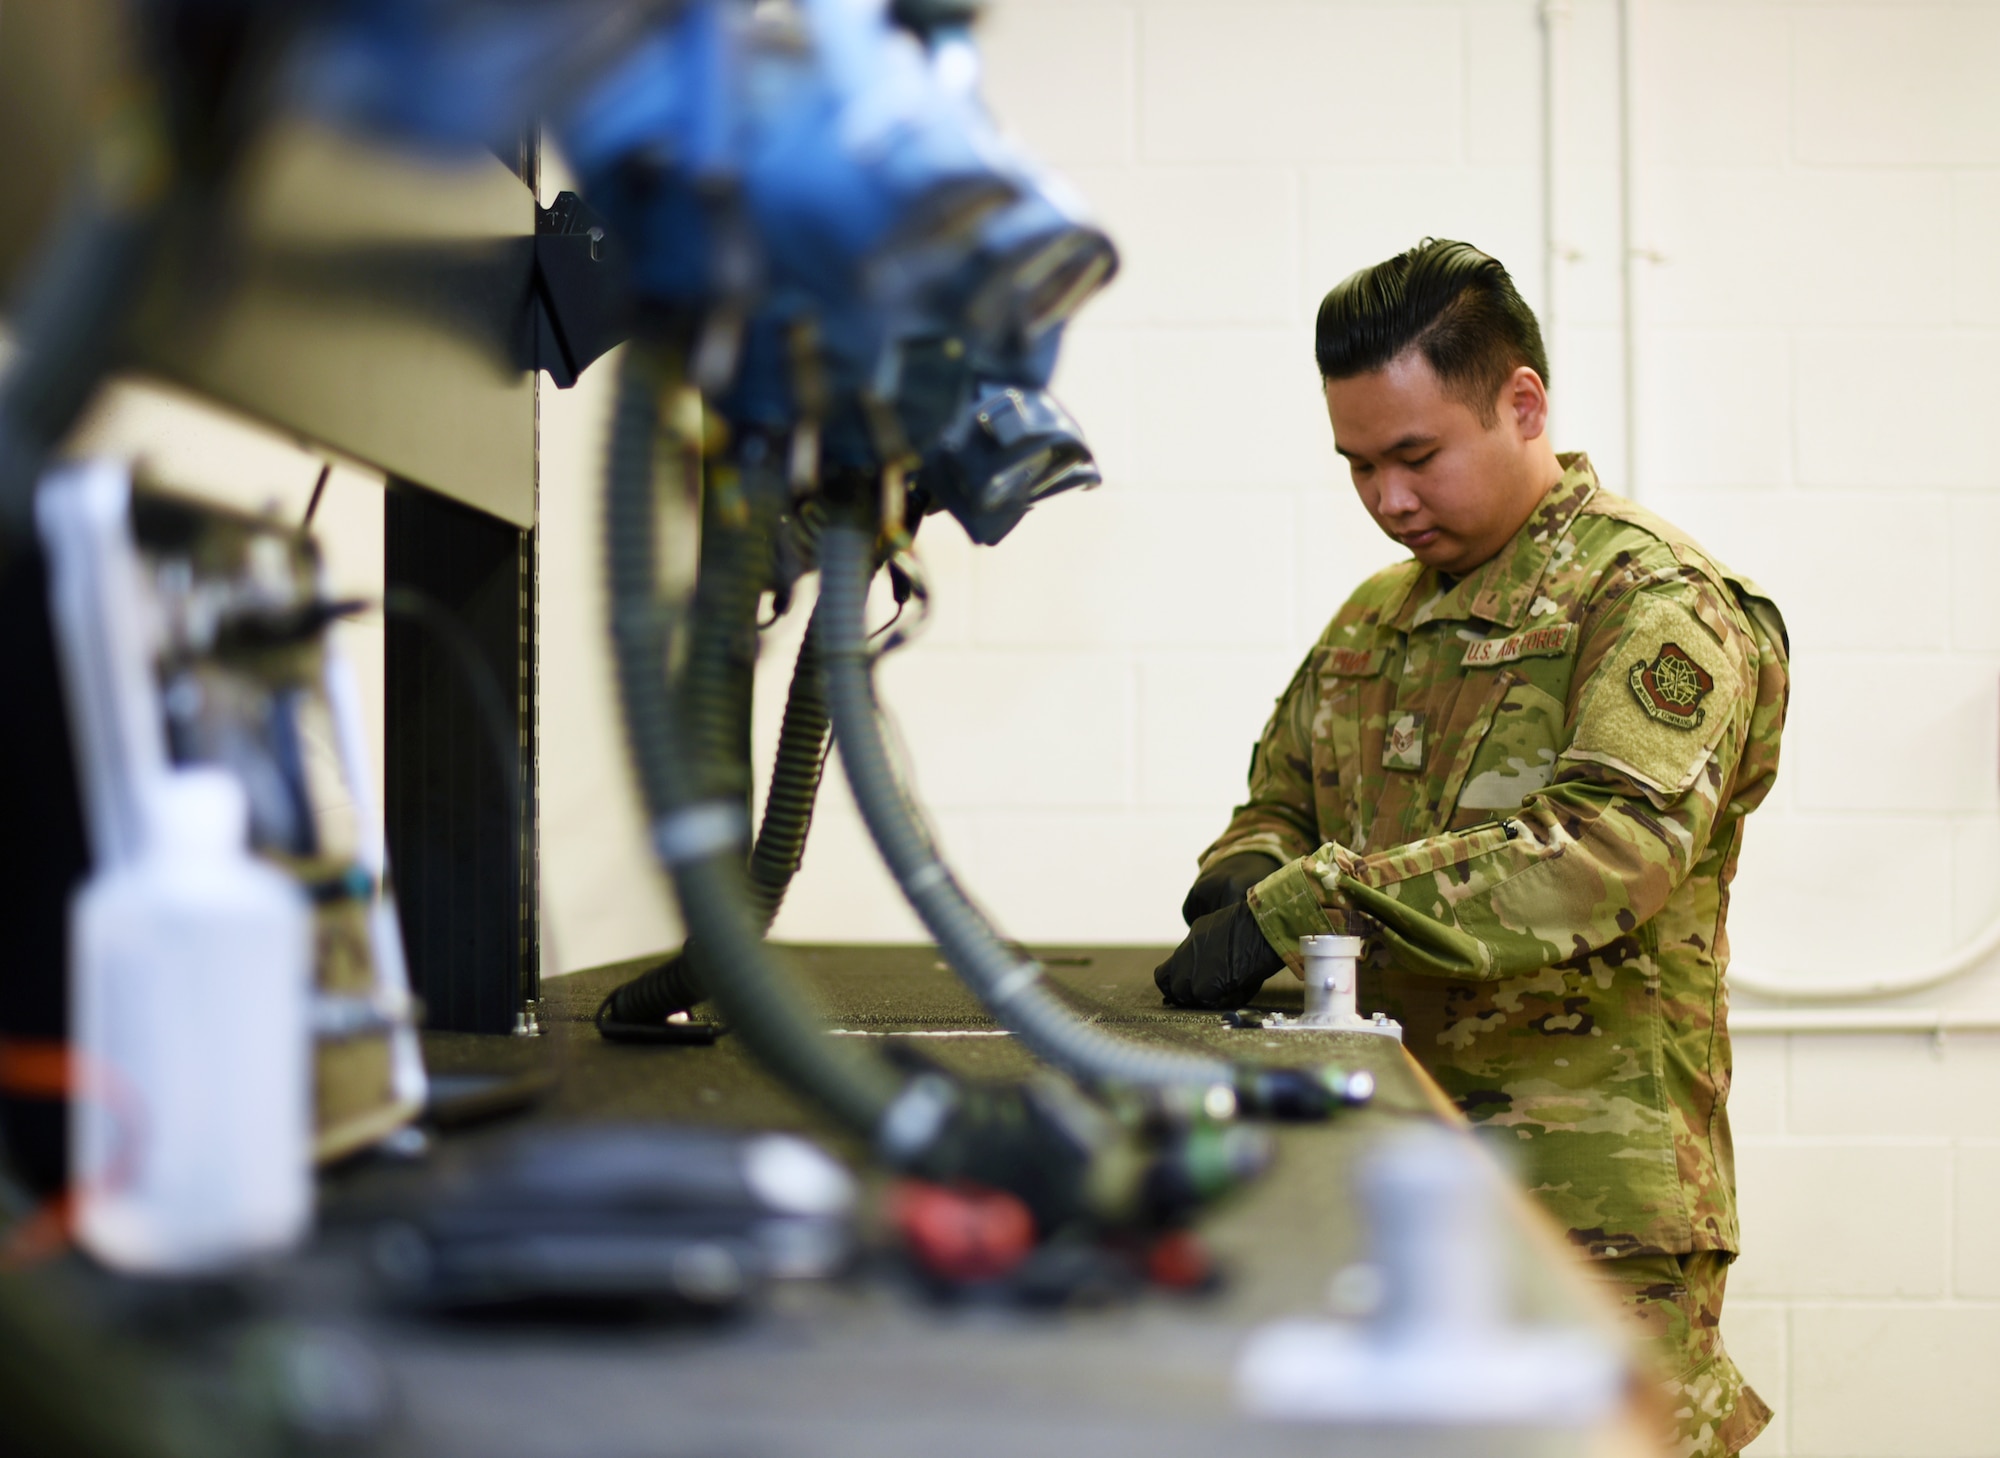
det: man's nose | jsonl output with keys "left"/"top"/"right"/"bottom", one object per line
{"left": 1374, "top": 469, "right": 1421, "bottom": 518}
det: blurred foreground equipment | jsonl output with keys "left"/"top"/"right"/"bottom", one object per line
{"left": 39, "top": 460, "right": 427, "bottom": 1192}
{"left": 1237, "top": 1126, "right": 1624, "bottom": 1426}
{"left": 366, "top": 1125, "right": 855, "bottom": 1312}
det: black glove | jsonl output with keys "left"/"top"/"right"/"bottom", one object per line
{"left": 1180, "top": 852, "right": 1283, "bottom": 927}
{"left": 1154, "top": 900, "right": 1285, "bottom": 1010}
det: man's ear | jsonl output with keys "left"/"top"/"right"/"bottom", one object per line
{"left": 1506, "top": 365, "right": 1550, "bottom": 443}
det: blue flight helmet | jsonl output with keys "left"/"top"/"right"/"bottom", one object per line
{"left": 285, "top": 0, "right": 1118, "bottom": 496}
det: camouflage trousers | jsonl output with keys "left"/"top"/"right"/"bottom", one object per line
{"left": 1593, "top": 1252, "right": 1772, "bottom": 1457}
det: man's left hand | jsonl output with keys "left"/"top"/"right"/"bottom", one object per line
{"left": 1154, "top": 901, "right": 1285, "bottom": 1009}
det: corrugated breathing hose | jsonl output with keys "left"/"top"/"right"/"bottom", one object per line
{"left": 747, "top": 625, "right": 833, "bottom": 922}
{"left": 817, "top": 520, "right": 1369, "bottom": 1118}
{"left": 602, "top": 348, "right": 1265, "bottom": 1230}
{"left": 602, "top": 347, "right": 900, "bottom": 1135}
{"left": 595, "top": 611, "right": 831, "bottom": 1034}
{"left": 817, "top": 521, "right": 1236, "bottom": 1091}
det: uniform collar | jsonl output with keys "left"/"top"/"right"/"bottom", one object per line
{"left": 1388, "top": 453, "right": 1600, "bottom": 631}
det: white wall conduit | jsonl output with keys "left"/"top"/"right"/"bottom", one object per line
{"left": 1730, "top": 1007, "right": 2000, "bottom": 1037}
{"left": 1616, "top": 0, "right": 1639, "bottom": 501}
{"left": 1730, "top": 921, "right": 2000, "bottom": 1006}
{"left": 1539, "top": 0, "right": 1570, "bottom": 355}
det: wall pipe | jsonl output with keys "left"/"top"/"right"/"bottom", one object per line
{"left": 1729, "top": 916, "right": 2000, "bottom": 1005}
{"left": 1731, "top": 1008, "right": 2000, "bottom": 1037}
{"left": 1616, "top": 0, "right": 1640, "bottom": 500}
{"left": 1539, "top": 0, "right": 1569, "bottom": 373}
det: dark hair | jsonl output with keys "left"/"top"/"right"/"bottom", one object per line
{"left": 1313, "top": 239, "right": 1549, "bottom": 425}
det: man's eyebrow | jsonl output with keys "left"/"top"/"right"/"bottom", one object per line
{"left": 1334, "top": 433, "right": 1439, "bottom": 461}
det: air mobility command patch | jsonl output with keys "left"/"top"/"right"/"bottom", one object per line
{"left": 1562, "top": 591, "right": 1739, "bottom": 798}
{"left": 1383, "top": 710, "right": 1426, "bottom": 772}
{"left": 1629, "top": 642, "right": 1714, "bottom": 729}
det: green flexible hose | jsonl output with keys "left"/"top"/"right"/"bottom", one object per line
{"left": 746, "top": 625, "right": 832, "bottom": 925}
{"left": 595, "top": 568, "right": 832, "bottom": 1032}
{"left": 601, "top": 346, "right": 900, "bottom": 1134}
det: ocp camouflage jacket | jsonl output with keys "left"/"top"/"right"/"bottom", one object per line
{"left": 1207, "top": 454, "right": 1789, "bottom": 1259}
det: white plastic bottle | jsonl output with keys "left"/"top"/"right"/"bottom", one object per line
{"left": 72, "top": 768, "right": 314, "bottom": 1273}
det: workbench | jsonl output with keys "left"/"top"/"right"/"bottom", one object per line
{"left": 384, "top": 944, "right": 1648, "bottom": 1458}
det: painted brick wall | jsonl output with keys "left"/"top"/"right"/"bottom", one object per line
{"left": 1621, "top": 13, "right": 2000, "bottom": 1443}
{"left": 1727, "top": 1031, "right": 2000, "bottom": 1455}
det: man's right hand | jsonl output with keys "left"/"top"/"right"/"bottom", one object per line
{"left": 1180, "top": 852, "right": 1283, "bottom": 926}
{"left": 1154, "top": 901, "right": 1286, "bottom": 1009}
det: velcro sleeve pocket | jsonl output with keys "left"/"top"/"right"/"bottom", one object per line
{"left": 1560, "top": 592, "right": 1742, "bottom": 799}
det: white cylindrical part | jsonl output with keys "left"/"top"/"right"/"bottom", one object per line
{"left": 1361, "top": 1128, "right": 1506, "bottom": 1342}
{"left": 72, "top": 769, "right": 315, "bottom": 1273}
{"left": 1299, "top": 934, "right": 1363, "bottom": 1020}
{"left": 36, "top": 460, "right": 172, "bottom": 868}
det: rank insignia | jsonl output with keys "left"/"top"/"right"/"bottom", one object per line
{"left": 1382, "top": 710, "right": 1426, "bottom": 771}
{"left": 1628, "top": 642, "right": 1713, "bottom": 729}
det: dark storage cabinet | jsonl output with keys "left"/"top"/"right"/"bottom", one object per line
{"left": 386, "top": 483, "right": 539, "bottom": 1035}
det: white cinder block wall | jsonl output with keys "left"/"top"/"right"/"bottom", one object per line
{"left": 1609, "top": 7, "right": 2000, "bottom": 1455}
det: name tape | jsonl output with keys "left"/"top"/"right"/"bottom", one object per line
{"left": 1323, "top": 646, "right": 1385, "bottom": 677}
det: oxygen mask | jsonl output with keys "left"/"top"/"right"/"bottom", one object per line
{"left": 918, "top": 384, "right": 1099, "bottom": 545}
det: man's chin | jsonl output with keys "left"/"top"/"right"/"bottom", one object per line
{"left": 1405, "top": 535, "right": 1463, "bottom": 569}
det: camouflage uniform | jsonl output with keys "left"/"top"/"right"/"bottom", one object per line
{"left": 1594, "top": 1252, "right": 1775, "bottom": 1456}
{"left": 1203, "top": 454, "right": 1786, "bottom": 1453}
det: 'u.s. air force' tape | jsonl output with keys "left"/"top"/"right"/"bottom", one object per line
{"left": 651, "top": 801, "right": 750, "bottom": 866}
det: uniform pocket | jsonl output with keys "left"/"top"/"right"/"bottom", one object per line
{"left": 1452, "top": 679, "right": 1569, "bottom": 820}
{"left": 1422, "top": 668, "right": 1524, "bottom": 829}
{"left": 1315, "top": 641, "right": 1390, "bottom": 846}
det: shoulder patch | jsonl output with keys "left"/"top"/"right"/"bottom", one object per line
{"left": 1628, "top": 642, "right": 1713, "bottom": 729}
{"left": 1461, "top": 622, "right": 1576, "bottom": 668}
{"left": 1562, "top": 593, "right": 1742, "bottom": 798}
